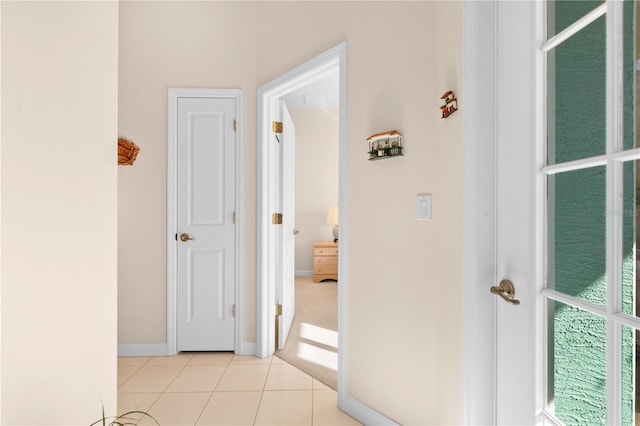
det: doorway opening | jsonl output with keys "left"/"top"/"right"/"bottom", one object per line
{"left": 275, "top": 69, "right": 340, "bottom": 389}
{"left": 256, "top": 42, "right": 347, "bottom": 400}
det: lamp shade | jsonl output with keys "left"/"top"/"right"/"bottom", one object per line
{"left": 326, "top": 206, "right": 339, "bottom": 225}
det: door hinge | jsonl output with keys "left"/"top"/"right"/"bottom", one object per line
{"left": 275, "top": 303, "right": 283, "bottom": 317}
{"left": 233, "top": 119, "right": 237, "bottom": 133}
{"left": 272, "top": 213, "right": 283, "bottom": 225}
{"left": 232, "top": 304, "right": 237, "bottom": 317}
{"left": 272, "top": 121, "right": 283, "bottom": 133}
{"left": 233, "top": 211, "right": 236, "bottom": 224}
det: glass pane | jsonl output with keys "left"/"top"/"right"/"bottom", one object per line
{"left": 547, "top": 0, "right": 603, "bottom": 40}
{"left": 548, "top": 166, "right": 606, "bottom": 304}
{"left": 547, "top": 14, "right": 606, "bottom": 165}
{"left": 548, "top": 300, "right": 607, "bottom": 425}
{"left": 622, "top": 324, "right": 636, "bottom": 426}
{"left": 623, "top": 0, "right": 637, "bottom": 150}
{"left": 622, "top": 160, "right": 637, "bottom": 317}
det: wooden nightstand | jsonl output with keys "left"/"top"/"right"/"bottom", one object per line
{"left": 313, "top": 241, "right": 338, "bottom": 283}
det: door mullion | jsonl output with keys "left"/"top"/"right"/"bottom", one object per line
{"left": 605, "top": 1, "right": 625, "bottom": 425}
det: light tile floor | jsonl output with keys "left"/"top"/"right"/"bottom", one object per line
{"left": 118, "top": 353, "right": 361, "bottom": 426}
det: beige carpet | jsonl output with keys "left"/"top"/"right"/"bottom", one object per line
{"left": 276, "top": 275, "right": 338, "bottom": 390}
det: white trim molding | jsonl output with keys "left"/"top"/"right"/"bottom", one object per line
{"left": 117, "top": 343, "right": 169, "bottom": 357}
{"left": 258, "top": 42, "right": 377, "bottom": 420}
{"left": 340, "top": 394, "right": 398, "bottom": 426}
{"left": 462, "top": 2, "right": 498, "bottom": 424}
{"left": 166, "top": 88, "right": 244, "bottom": 356}
{"left": 256, "top": 42, "right": 346, "bottom": 359}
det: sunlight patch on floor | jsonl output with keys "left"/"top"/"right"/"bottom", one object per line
{"left": 296, "top": 341, "right": 338, "bottom": 372}
{"left": 299, "top": 322, "right": 338, "bottom": 349}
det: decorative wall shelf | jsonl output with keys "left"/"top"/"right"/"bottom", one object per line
{"left": 367, "top": 130, "right": 404, "bottom": 161}
{"left": 440, "top": 90, "right": 458, "bottom": 118}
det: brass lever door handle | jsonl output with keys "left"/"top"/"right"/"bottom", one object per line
{"left": 490, "top": 279, "right": 520, "bottom": 305}
{"left": 180, "top": 233, "right": 195, "bottom": 242}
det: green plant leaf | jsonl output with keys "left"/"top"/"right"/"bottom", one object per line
{"left": 90, "top": 400, "right": 159, "bottom": 426}
{"left": 115, "top": 411, "right": 159, "bottom": 425}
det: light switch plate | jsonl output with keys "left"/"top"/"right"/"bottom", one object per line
{"left": 417, "top": 194, "right": 432, "bottom": 220}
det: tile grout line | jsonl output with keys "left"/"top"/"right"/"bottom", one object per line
{"left": 117, "top": 364, "right": 143, "bottom": 392}
{"left": 117, "top": 356, "right": 152, "bottom": 393}
{"left": 191, "top": 355, "right": 233, "bottom": 425}
{"left": 119, "top": 354, "right": 346, "bottom": 425}
{"left": 251, "top": 355, "right": 276, "bottom": 425}
{"left": 136, "top": 354, "right": 196, "bottom": 424}
{"left": 136, "top": 392, "right": 162, "bottom": 426}
{"left": 159, "top": 354, "right": 195, "bottom": 392}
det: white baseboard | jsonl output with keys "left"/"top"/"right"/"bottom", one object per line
{"left": 340, "top": 393, "right": 398, "bottom": 426}
{"left": 118, "top": 342, "right": 256, "bottom": 357}
{"left": 295, "top": 270, "right": 313, "bottom": 276}
{"left": 238, "top": 341, "right": 256, "bottom": 356}
{"left": 118, "top": 343, "right": 169, "bottom": 357}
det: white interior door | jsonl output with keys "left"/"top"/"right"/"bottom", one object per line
{"left": 277, "top": 101, "right": 296, "bottom": 350}
{"left": 176, "top": 96, "right": 236, "bottom": 351}
{"left": 491, "top": 1, "right": 640, "bottom": 424}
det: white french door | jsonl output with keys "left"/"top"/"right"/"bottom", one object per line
{"left": 540, "top": 1, "right": 639, "bottom": 424}
{"left": 492, "top": 1, "right": 640, "bottom": 424}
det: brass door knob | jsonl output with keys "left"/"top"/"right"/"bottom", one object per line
{"left": 180, "top": 233, "right": 195, "bottom": 242}
{"left": 490, "top": 279, "right": 520, "bottom": 305}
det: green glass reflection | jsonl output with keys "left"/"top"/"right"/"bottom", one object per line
{"left": 622, "top": 3, "right": 638, "bottom": 423}
{"left": 548, "top": 166, "right": 606, "bottom": 304}
{"left": 622, "top": 324, "right": 635, "bottom": 426}
{"left": 622, "top": 161, "right": 637, "bottom": 318}
{"left": 623, "top": 0, "right": 636, "bottom": 150}
{"left": 548, "top": 1, "right": 603, "bottom": 39}
{"left": 549, "top": 300, "right": 607, "bottom": 425}
{"left": 548, "top": 14, "right": 605, "bottom": 165}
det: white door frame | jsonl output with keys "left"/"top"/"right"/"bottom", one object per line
{"left": 462, "top": 2, "right": 542, "bottom": 423}
{"left": 461, "top": 2, "right": 499, "bottom": 423}
{"left": 256, "top": 40, "right": 348, "bottom": 390}
{"left": 167, "top": 88, "right": 244, "bottom": 356}
{"left": 257, "top": 43, "right": 396, "bottom": 425}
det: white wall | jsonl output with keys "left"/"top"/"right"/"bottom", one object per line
{"left": 256, "top": 3, "right": 462, "bottom": 424}
{"left": 1, "top": 2, "right": 119, "bottom": 424}
{"left": 119, "top": 2, "right": 462, "bottom": 424}
{"left": 118, "top": 1, "right": 258, "bottom": 345}
{"left": 290, "top": 108, "right": 339, "bottom": 273}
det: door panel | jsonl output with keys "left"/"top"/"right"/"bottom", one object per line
{"left": 177, "top": 96, "right": 236, "bottom": 351}
{"left": 188, "top": 113, "right": 225, "bottom": 225}
{"left": 277, "top": 101, "right": 296, "bottom": 350}
{"left": 188, "top": 249, "right": 224, "bottom": 321}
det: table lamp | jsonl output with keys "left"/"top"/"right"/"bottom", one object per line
{"left": 326, "top": 206, "right": 339, "bottom": 242}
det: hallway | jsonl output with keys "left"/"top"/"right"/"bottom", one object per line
{"left": 117, "top": 352, "right": 360, "bottom": 425}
